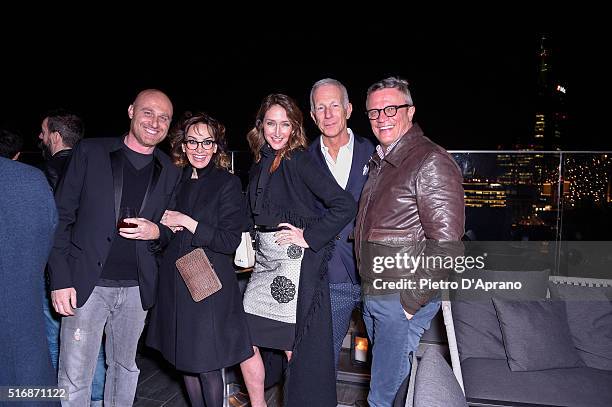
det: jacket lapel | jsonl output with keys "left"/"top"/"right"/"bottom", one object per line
{"left": 345, "top": 136, "right": 368, "bottom": 195}
{"left": 139, "top": 155, "right": 162, "bottom": 216}
{"left": 110, "top": 149, "right": 123, "bottom": 225}
{"left": 312, "top": 137, "right": 334, "bottom": 178}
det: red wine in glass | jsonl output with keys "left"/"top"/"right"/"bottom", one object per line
{"left": 117, "top": 207, "right": 138, "bottom": 230}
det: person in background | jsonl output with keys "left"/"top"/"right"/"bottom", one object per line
{"left": 0, "top": 151, "right": 58, "bottom": 407}
{"left": 37, "top": 109, "right": 107, "bottom": 406}
{"left": 0, "top": 127, "right": 23, "bottom": 160}
{"left": 146, "top": 111, "right": 253, "bottom": 407}
{"left": 239, "top": 93, "right": 356, "bottom": 407}
{"left": 308, "top": 78, "right": 374, "bottom": 371}
{"left": 38, "top": 109, "right": 83, "bottom": 189}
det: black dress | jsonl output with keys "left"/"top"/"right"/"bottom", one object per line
{"left": 146, "top": 165, "right": 253, "bottom": 373}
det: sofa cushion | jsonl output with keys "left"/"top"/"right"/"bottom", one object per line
{"left": 549, "top": 283, "right": 612, "bottom": 371}
{"left": 413, "top": 349, "right": 467, "bottom": 407}
{"left": 452, "top": 300, "right": 506, "bottom": 361}
{"left": 451, "top": 268, "right": 549, "bottom": 361}
{"left": 492, "top": 297, "right": 584, "bottom": 371}
{"left": 462, "top": 358, "right": 612, "bottom": 407}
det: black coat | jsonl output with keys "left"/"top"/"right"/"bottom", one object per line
{"left": 146, "top": 165, "right": 253, "bottom": 373}
{"left": 247, "top": 150, "right": 357, "bottom": 406}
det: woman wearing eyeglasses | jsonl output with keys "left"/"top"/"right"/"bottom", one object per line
{"left": 146, "top": 111, "right": 253, "bottom": 407}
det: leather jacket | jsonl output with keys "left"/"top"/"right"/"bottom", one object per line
{"left": 43, "top": 149, "right": 73, "bottom": 191}
{"left": 355, "top": 123, "right": 465, "bottom": 314}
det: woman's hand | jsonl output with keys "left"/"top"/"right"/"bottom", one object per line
{"left": 161, "top": 210, "right": 184, "bottom": 233}
{"left": 275, "top": 223, "right": 309, "bottom": 248}
{"left": 161, "top": 210, "right": 198, "bottom": 234}
{"left": 168, "top": 226, "right": 183, "bottom": 233}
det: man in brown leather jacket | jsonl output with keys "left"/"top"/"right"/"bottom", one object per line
{"left": 355, "top": 77, "right": 464, "bottom": 406}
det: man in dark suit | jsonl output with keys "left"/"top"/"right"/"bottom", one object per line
{"left": 308, "top": 78, "right": 375, "bottom": 370}
{"left": 48, "top": 89, "right": 181, "bottom": 405}
{"left": 0, "top": 153, "right": 58, "bottom": 407}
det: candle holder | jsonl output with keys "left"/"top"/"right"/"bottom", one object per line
{"left": 350, "top": 332, "right": 371, "bottom": 366}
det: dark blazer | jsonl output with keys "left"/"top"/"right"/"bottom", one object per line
{"left": 48, "top": 137, "right": 181, "bottom": 309}
{"left": 0, "top": 158, "right": 58, "bottom": 403}
{"left": 308, "top": 132, "right": 375, "bottom": 283}
{"left": 146, "top": 165, "right": 253, "bottom": 372}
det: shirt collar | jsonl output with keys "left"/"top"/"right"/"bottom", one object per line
{"left": 320, "top": 128, "right": 354, "bottom": 155}
{"left": 375, "top": 133, "right": 402, "bottom": 160}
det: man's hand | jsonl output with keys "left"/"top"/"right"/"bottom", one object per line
{"left": 51, "top": 287, "right": 77, "bottom": 316}
{"left": 119, "top": 218, "right": 160, "bottom": 240}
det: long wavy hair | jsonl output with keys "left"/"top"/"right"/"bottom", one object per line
{"left": 246, "top": 93, "right": 307, "bottom": 173}
{"left": 169, "top": 111, "right": 231, "bottom": 170}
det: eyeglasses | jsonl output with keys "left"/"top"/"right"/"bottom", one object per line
{"left": 366, "top": 104, "right": 412, "bottom": 120}
{"left": 184, "top": 139, "right": 216, "bottom": 150}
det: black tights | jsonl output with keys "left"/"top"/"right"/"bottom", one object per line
{"left": 183, "top": 370, "right": 224, "bottom": 407}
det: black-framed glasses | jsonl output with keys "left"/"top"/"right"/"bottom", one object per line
{"left": 184, "top": 139, "right": 216, "bottom": 150}
{"left": 366, "top": 104, "right": 412, "bottom": 120}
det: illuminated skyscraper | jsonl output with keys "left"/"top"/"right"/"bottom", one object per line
{"left": 533, "top": 35, "right": 567, "bottom": 150}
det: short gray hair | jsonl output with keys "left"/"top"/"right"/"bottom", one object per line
{"left": 310, "top": 78, "right": 350, "bottom": 112}
{"left": 366, "top": 76, "right": 413, "bottom": 105}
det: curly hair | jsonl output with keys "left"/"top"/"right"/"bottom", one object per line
{"left": 246, "top": 93, "right": 307, "bottom": 173}
{"left": 168, "top": 111, "right": 231, "bottom": 170}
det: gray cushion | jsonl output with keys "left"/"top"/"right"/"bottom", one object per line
{"left": 452, "top": 300, "right": 506, "bottom": 361}
{"left": 451, "top": 268, "right": 549, "bottom": 361}
{"left": 492, "top": 297, "right": 584, "bottom": 371}
{"left": 413, "top": 349, "right": 467, "bottom": 407}
{"left": 550, "top": 284, "right": 612, "bottom": 370}
{"left": 462, "top": 357, "right": 612, "bottom": 407}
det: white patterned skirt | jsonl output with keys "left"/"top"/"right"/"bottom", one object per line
{"left": 243, "top": 231, "right": 305, "bottom": 325}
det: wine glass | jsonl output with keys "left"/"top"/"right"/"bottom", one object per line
{"left": 117, "top": 206, "right": 138, "bottom": 230}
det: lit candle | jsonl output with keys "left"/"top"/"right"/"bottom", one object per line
{"left": 354, "top": 337, "right": 368, "bottom": 363}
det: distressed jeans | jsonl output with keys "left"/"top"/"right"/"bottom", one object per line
{"left": 58, "top": 286, "right": 147, "bottom": 406}
{"left": 362, "top": 293, "right": 440, "bottom": 407}
{"left": 43, "top": 281, "right": 106, "bottom": 402}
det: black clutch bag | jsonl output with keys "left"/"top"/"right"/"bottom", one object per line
{"left": 175, "top": 248, "right": 222, "bottom": 302}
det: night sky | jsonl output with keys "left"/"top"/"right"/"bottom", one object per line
{"left": 2, "top": 27, "right": 608, "bottom": 156}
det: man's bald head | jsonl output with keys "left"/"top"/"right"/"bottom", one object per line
{"left": 125, "top": 89, "right": 174, "bottom": 154}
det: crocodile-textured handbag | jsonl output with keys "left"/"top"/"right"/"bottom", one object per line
{"left": 175, "top": 248, "right": 222, "bottom": 302}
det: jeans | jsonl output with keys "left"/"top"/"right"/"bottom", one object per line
{"left": 362, "top": 293, "right": 440, "bottom": 407}
{"left": 58, "top": 286, "right": 147, "bottom": 407}
{"left": 329, "top": 282, "right": 361, "bottom": 369}
{"left": 43, "top": 280, "right": 106, "bottom": 401}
